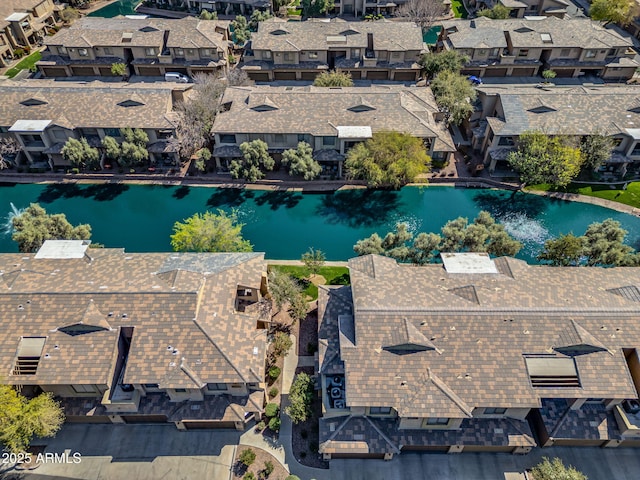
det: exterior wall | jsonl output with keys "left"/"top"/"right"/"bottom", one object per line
{"left": 167, "top": 388, "right": 205, "bottom": 402}
{"left": 40, "top": 383, "right": 108, "bottom": 397}
{"left": 398, "top": 417, "right": 464, "bottom": 430}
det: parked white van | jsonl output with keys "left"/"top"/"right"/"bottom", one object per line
{"left": 164, "top": 72, "right": 190, "bottom": 83}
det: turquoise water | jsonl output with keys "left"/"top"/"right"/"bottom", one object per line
{"left": 88, "top": 0, "right": 141, "bottom": 17}
{"left": 2, "top": 183, "right": 640, "bottom": 262}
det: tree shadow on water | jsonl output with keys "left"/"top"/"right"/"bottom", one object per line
{"left": 37, "top": 183, "right": 129, "bottom": 203}
{"left": 172, "top": 185, "right": 191, "bottom": 199}
{"left": 472, "top": 190, "right": 547, "bottom": 219}
{"left": 83, "top": 183, "right": 129, "bottom": 201}
{"left": 206, "top": 187, "right": 255, "bottom": 208}
{"left": 316, "top": 189, "right": 402, "bottom": 228}
{"left": 253, "top": 190, "right": 303, "bottom": 210}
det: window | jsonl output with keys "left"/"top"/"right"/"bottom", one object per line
{"left": 144, "top": 383, "right": 159, "bottom": 389}
{"left": 585, "top": 50, "right": 597, "bottom": 59}
{"left": 202, "top": 49, "right": 210, "bottom": 57}
{"left": 352, "top": 48, "right": 360, "bottom": 58}
{"left": 145, "top": 47, "right": 156, "bottom": 56}
{"left": 207, "top": 383, "right": 228, "bottom": 391}
{"left": 283, "top": 52, "right": 293, "bottom": 61}
{"left": 560, "top": 48, "right": 571, "bottom": 57}
{"left": 498, "top": 136, "right": 515, "bottom": 146}
{"left": 607, "top": 48, "right": 617, "bottom": 57}
{"left": 426, "top": 417, "right": 449, "bottom": 425}
{"left": 308, "top": 51, "right": 318, "bottom": 59}
{"left": 103, "top": 47, "right": 113, "bottom": 55}
{"left": 491, "top": 48, "right": 499, "bottom": 57}
{"left": 72, "top": 385, "right": 95, "bottom": 393}
{"left": 187, "top": 49, "right": 195, "bottom": 56}
{"left": 298, "top": 134, "right": 309, "bottom": 143}
{"left": 518, "top": 49, "right": 529, "bottom": 57}
{"left": 263, "top": 51, "right": 272, "bottom": 60}
{"left": 323, "top": 136, "right": 335, "bottom": 146}
{"left": 369, "top": 407, "right": 391, "bottom": 415}
{"left": 0, "top": 127, "right": 8, "bottom": 134}
{"left": 632, "top": 142, "right": 640, "bottom": 156}
{"left": 484, "top": 407, "right": 507, "bottom": 414}
{"left": 175, "top": 48, "right": 184, "bottom": 57}
{"left": 104, "top": 128, "right": 120, "bottom": 137}
{"left": 274, "top": 134, "right": 285, "bottom": 144}
{"left": 53, "top": 129, "right": 68, "bottom": 140}
{"left": 477, "top": 49, "right": 487, "bottom": 56}
{"left": 78, "top": 48, "right": 88, "bottom": 57}
{"left": 174, "top": 388, "right": 187, "bottom": 393}
{"left": 219, "top": 134, "right": 236, "bottom": 144}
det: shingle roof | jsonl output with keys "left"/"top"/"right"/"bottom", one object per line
{"left": 0, "top": 248, "right": 267, "bottom": 389}
{"left": 478, "top": 85, "right": 640, "bottom": 137}
{"left": 214, "top": 86, "right": 455, "bottom": 151}
{"left": 330, "top": 255, "right": 640, "bottom": 416}
{"left": 251, "top": 18, "right": 424, "bottom": 52}
{"left": 0, "top": 82, "right": 182, "bottom": 130}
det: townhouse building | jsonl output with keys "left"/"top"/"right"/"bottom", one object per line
{"left": 142, "top": 0, "right": 270, "bottom": 16}
{"left": 211, "top": 85, "right": 455, "bottom": 178}
{"left": 318, "top": 253, "right": 640, "bottom": 459}
{"left": 0, "top": 241, "right": 268, "bottom": 430}
{"left": 0, "top": 81, "right": 189, "bottom": 169}
{"left": 0, "top": 0, "right": 62, "bottom": 67}
{"left": 438, "top": 17, "right": 637, "bottom": 80}
{"left": 471, "top": 0, "right": 570, "bottom": 18}
{"left": 38, "top": 17, "right": 231, "bottom": 78}
{"left": 470, "top": 85, "right": 640, "bottom": 177}
{"left": 241, "top": 19, "right": 424, "bottom": 82}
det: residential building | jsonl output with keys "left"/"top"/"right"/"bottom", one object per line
{"left": 211, "top": 85, "right": 455, "bottom": 178}
{"left": 332, "top": 0, "right": 409, "bottom": 16}
{"left": 0, "top": 241, "right": 268, "bottom": 429}
{"left": 38, "top": 17, "right": 231, "bottom": 78}
{"left": 470, "top": 85, "right": 640, "bottom": 176}
{"left": 318, "top": 253, "right": 640, "bottom": 458}
{"left": 141, "top": 0, "right": 270, "bottom": 16}
{"left": 241, "top": 19, "right": 424, "bottom": 82}
{"left": 438, "top": 17, "right": 637, "bottom": 80}
{"left": 471, "top": 0, "right": 570, "bottom": 18}
{"left": 0, "top": 0, "right": 62, "bottom": 61}
{"left": 0, "top": 81, "right": 189, "bottom": 169}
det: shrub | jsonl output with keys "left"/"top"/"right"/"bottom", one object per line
{"left": 265, "top": 402, "right": 279, "bottom": 418}
{"left": 255, "top": 420, "right": 266, "bottom": 431}
{"left": 268, "top": 366, "right": 281, "bottom": 380}
{"left": 268, "top": 387, "right": 278, "bottom": 398}
{"left": 272, "top": 332, "right": 293, "bottom": 357}
{"left": 243, "top": 473, "right": 256, "bottom": 480}
{"left": 284, "top": 372, "right": 314, "bottom": 423}
{"left": 238, "top": 448, "right": 256, "bottom": 467}
{"left": 285, "top": 477, "right": 301, "bottom": 480}
{"left": 263, "top": 461, "right": 274, "bottom": 477}
{"left": 268, "top": 416, "right": 281, "bottom": 431}
{"left": 530, "top": 457, "right": 587, "bottom": 480}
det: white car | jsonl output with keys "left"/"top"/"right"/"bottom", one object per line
{"left": 164, "top": 72, "right": 190, "bottom": 83}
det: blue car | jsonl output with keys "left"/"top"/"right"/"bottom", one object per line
{"left": 468, "top": 75, "right": 482, "bottom": 85}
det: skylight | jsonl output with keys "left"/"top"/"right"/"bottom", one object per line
{"left": 13, "top": 337, "right": 46, "bottom": 375}
{"left": 525, "top": 356, "right": 580, "bottom": 388}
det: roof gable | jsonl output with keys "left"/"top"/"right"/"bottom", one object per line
{"left": 554, "top": 319, "right": 608, "bottom": 356}
{"left": 383, "top": 317, "right": 437, "bottom": 353}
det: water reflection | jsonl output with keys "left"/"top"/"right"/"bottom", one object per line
{"left": 207, "top": 188, "right": 255, "bottom": 208}
{"left": 254, "top": 190, "right": 303, "bottom": 210}
{"left": 316, "top": 189, "right": 402, "bottom": 228}
{"left": 37, "top": 183, "right": 130, "bottom": 203}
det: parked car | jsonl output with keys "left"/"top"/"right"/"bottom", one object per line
{"left": 164, "top": 72, "right": 190, "bottom": 83}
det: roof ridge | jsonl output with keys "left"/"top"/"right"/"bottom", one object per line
{"left": 363, "top": 416, "right": 400, "bottom": 454}
{"left": 428, "top": 368, "right": 473, "bottom": 417}
{"left": 180, "top": 358, "right": 205, "bottom": 388}
{"left": 193, "top": 317, "right": 248, "bottom": 383}
{"left": 322, "top": 415, "right": 354, "bottom": 444}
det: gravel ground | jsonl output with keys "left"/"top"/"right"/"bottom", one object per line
{"left": 232, "top": 445, "right": 289, "bottom": 480}
{"left": 297, "top": 309, "right": 318, "bottom": 356}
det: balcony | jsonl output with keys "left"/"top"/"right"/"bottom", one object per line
{"left": 158, "top": 52, "right": 173, "bottom": 64}
{"left": 500, "top": 54, "right": 516, "bottom": 65}
{"left": 101, "top": 385, "right": 141, "bottom": 413}
{"left": 22, "top": 140, "right": 45, "bottom": 148}
{"left": 614, "top": 401, "right": 640, "bottom": 439}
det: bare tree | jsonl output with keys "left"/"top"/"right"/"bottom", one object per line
{"left": 169, "top": 72, "right": 228, "bottom": 160}
{"left": 0, "top": 137, "right": 20, "bottom": 170}
{"left": 226, "top": 68, "right": 251, "bottom": 86}
{"left": 397, "top": 0, "right": 447, "bottom": 30}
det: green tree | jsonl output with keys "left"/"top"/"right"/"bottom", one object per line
{"left": 231, "top": 139, "right": 275, "bottom": 182}
{"left": 194, "top": 147, "right": 211, "bottom": 173}
{"left": 430, "top": 70, "right": 476, "bottom": 126}
{"left": 345, "top": 131, "right": 431, "bottom": 189}
{"left": 537, "top": 233, "right": 585, "bottom": 266}
{"left": 289, "top": 291, "right": 309, "bottom": 322}
{"left": 590, "top": 0, "right": 635, "bottom": 25}
{"left": 542, "top": 69, "right": 556, "bottom": 82}
{"left": 268, "top": 269, "right": 303, "bottom": 312}
{"left": 353, "top": 232, "right": 385, "bottom": 256}
{"left": 580, "top": 133, "right": 615, "bottom": 172}
{"left": 477, "top": 4, "right": 511, "bottom": 18}
{"left": 238, "top": 448, "right": 256, "bottom": 467}
{"left": 282, "top": 142, "right": 321, "bottom": 180}
{"left": 12, "top": 203, "right": 91, "bottom": 253}
{"left": 249, "top": 10, "right": 272, "bottom": 30}
{"left": 272, "top": 332, "right": 293, "bottom": 357}
{"left": 313, "top": 70, "right": 353, "bottom": 87}
{"left": 583, "top": 219, "right": 638, "bottom": 266}
{"left": 122, "top": 127, "right": 149, "bottom": 147}
{"left": 285, "top": 372, "right": 314, "bottom": 423}
{"left": 301, "top": 0, "right": 332, "bottom": 16}
{"left": 199, "top": 9, "right": 218, "bottom": 20}
{"left": 102, "top": 135, "right": 121, "bottom": 163}
{"left": 110, "top": 62, "right": 126, "bottom": 77}
{"left": 61, "top": 137, "right": 100, "bottom": 170}
{"left": 412, "top": 232, "right": 442, "bottom": 264}
{"left": 60, "top": 6, "right": 80, "bottom": 23}
{"left": 419, "top": 50, "right": 470, "bottom": 79}
{"left": 285, "top": 476, "right": 301, "bottom": 480}
{"left": 0, "top": 386, "right": 65, "bottom": 454}
{"left": 507, "top": 131, "right": 584, "bottom": 188}
{"left": 301, "top": 247, "right": 325, "bottom": 276}
{"left": 265, "top": 402, "right": 279, "bottom": 417}
{"left": 120, "top": 141, "right": 149, "bottom": 168}
{"left": 170, "top": 210, "right": 253, "bottom": 252}
{"left": 232, "top": 15, "right": 250, "bottom": 44}
{"left": 530, "top": 457, "right": 587, "bottom": 480}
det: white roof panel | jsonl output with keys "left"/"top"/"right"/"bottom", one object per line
{"left": 336, "top": 126, "right": 372, "bottom": 139}
{"left": 441, "top": 252, "right": 499, "bottom": 274}
{"left": 35, "top": 240, "right": 91, "bottom": 259}
{"left": 5, "top": 12, "right": 29, "bottom": 22}
{"left": 9, "top": 119, "right": 51, "bottom": 132}
{"left": 627, "top": 128, "right": 640, "bottom": 140}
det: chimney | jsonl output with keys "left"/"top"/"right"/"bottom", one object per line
{"left": 367, "top": 32, "right": 374, "bottom": 51}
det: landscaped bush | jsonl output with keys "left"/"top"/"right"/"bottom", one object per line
{"left": 263, "top": 460, "right": 274, "bottom": 477}
{"left": 255, "top": 420, "right": 266, "bottom": 431}
{"left": 272, "top": 332, "right": 293, "bottom": 357}
{"left": 265, "top": 402, "right": 279, "bottom": 418}
{"left": 268, "top": 366, "right": 281, "bottom": 380}
{"left": 285, "top": 476, "right": 301, "bottom": 480}
{"left": 269, "top": 387, "right": 278, "bottom": 398}
{"left": 238, "top": 448, "right": 256, "bottom": 467}
{"left": 243, "top": 473, "right": 256, "bottom": 480}
{"left": 268, "top": 416, "right": 281, "bottom": 431}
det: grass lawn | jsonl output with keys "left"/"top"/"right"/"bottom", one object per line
{"left": 5, "top": 51, "right": 41, "bottom": 78}
{"left": 268, "top": 265, "right": 350, "bottom": 300}
{"left": 527, "top": 182, "right": 640, "bottom": 209}
{"left": 450, "top": 0, "right": 468, "bottom": 18}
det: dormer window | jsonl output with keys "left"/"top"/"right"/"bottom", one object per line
{"left": 78, "top": 48, "right": 88, "bottom": 57}
{"left": 13, "top": 337, "right": 46, "bottom": 376}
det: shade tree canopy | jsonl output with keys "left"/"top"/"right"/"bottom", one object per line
{"left": 430, "top": 70, "right": 476, "bottom": 126}
{"left": 170, "top": 209, "right": 252, "bottom": 253}
{"left": 282, "top": 142, "right": 321, "bottom": 180}
{"left": 231, "top": 139, "right": 275, "bottom": 182}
